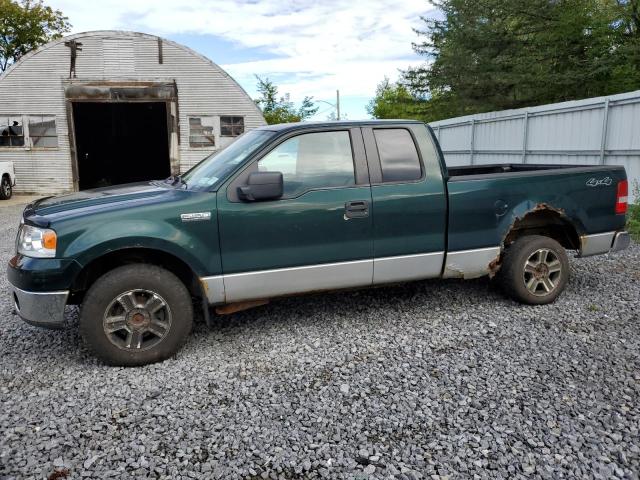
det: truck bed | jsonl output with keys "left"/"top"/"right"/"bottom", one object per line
{"left": 444, "top": 162, "right": 627, "bottom": 253}
{"left": 447, "top": 163, "right": 605, "bottom": 179}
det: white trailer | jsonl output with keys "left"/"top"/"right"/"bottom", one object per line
{"left": 0, "top": 160, "right": 16, "bottom": 199}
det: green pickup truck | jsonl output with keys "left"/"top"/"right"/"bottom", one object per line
{"left": 8, "top": 120, "right": 631, "bottom": 365}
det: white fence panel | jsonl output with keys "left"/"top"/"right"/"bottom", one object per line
{"left": 430, "top": 90, "right": 640, "bottom": 201}
{"left": 474, "top": 117, "right": 523, "bottom": 151}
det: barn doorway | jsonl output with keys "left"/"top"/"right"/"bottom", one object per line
{"left": 73, "top": 102, "right": 171, "bottom": 190}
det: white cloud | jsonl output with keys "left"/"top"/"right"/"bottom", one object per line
{"left": 50, "top": 0, "right": 433, "bottom": 102}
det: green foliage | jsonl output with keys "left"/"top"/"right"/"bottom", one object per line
{"left": 372, "top": 0, "right": 640, "bottom": 122}
{"left": 0, "top": 0, "right": 71, "bottom": 72}
{"left": 628, "top": 181, "right": 640, "bottom": 242}
{"left": 628, "top": 205, "right": 640, "bottom": 242}
{"left": 366, "top": 77, "right": 421, "bottom": 120}
{"left": 254, "top": 76, "right": 319, "bottom": 125}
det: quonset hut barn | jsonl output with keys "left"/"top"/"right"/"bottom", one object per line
{"left": 0, "top": 31, "right": 266, "bottom": 193}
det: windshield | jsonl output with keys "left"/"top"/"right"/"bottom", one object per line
{"left": 181, "top": 130, "right": 275, "bottom": 191}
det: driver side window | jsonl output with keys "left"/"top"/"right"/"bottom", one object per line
{"left": 258, "top": 131, "right": 355, "bottom": 197}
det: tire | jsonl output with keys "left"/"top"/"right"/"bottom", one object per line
{"left": 0, "top": 176, "right": 12, "bottom": 200}
{"left": 80, "top": 264, "right": 193, "bottom": 366}
{"left": 498, "top": 235, "right": 569, "bottom": 305}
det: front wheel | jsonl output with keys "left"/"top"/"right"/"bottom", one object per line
{"left": 80, "top": 264, "right": 193, "bottom": 366}
{"left": 498, "top": 235, "right": 569, "bottom": 305}
{"left": 0, "top": 176, "right": 12, "bottom": 200}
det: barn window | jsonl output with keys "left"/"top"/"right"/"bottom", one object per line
{"left": 221, "top": 116, "right": 244, "bottom": 137}
{"left": 29, "top": 116, "right": 58, "bottom": 148}
{"left": 0, "top": 117, "right": 25, "bottom": 147}
{"left": 189, "top": 116, "right": 215, "bottom": 148}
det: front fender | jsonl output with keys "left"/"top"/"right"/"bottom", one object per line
{"left": 60, "top": 219, "right": 217, "bottom": 276}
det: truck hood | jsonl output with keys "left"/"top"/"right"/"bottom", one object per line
{"left": 25, "top": 182, "right": 180, "bottom": 219}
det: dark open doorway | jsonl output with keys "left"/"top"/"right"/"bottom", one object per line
{"left": 73, "top": 102, "right": 171, "bottom": 190}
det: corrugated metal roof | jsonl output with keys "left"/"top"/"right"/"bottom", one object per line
{"left": 0, "top": 31, "right": 266, "bottom": 193}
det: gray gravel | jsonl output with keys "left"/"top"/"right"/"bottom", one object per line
{"left": 1, "top": 202, "right": 639, "bottom": 480}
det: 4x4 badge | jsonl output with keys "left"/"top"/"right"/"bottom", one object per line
{"left": 586, "top": 177, "right": 612, "bottom": 187}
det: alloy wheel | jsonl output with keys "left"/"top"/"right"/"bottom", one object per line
{"left": 102, "top": 289, "right": 172, "bottom": 351}
{"left": 523, "top": 248, "right": 562, "bottom": 296}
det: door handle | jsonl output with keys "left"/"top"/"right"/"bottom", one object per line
{"left": 344, "top": 200, "right": 369, "bottom": 219}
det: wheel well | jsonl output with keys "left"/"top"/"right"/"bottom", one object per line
{"left": 1, "top": 173, "right": 9, "bottom": 181}
{"left": 69, "top": 248, "right": 203, "bottom": 305}
{"left": 503, "top": 209, "right": 581, "bottom": 250}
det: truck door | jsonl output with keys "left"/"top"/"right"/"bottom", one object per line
{"left": 216, "top": 128, "right": 373, "bottom": 302}
{"left": 362, "top": 124, "right": 447, "bottom": 284}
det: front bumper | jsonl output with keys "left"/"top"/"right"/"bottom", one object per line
{"left": 7, "top": 255, "right": 81, "bottom": 291}
{"left": 11, "top": 285, "right": 68, "bottom": 328}
{"left": 579, "top": 230, "right": 630, "bottom": 257}
{"left": 7, "top": 254, "right": 78, "bottom": 328}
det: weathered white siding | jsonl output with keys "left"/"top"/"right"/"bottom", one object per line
{"left": 430, "top": 90, "right": 640, "bottom": 201}
{"left": 0, "top": 31, "right": 266, "bottom": 194}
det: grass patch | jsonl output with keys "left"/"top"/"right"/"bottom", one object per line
{"left": 628, "top": 182, "right": 640, "bottom": 243}
{"left": 628, "top": 204, "right": 640, "bottom": 242}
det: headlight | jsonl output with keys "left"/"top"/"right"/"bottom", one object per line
{"left": 17, "top": 224, "right": 57, "bottom": 258}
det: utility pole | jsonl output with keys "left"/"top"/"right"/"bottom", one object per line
{"left": 317, "top": 91, "right": 341, "bottom": 120}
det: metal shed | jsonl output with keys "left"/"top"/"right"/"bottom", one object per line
{"left": 430, "top": 90, "right": 640, "bottom": 201}
{"left": 0, "top": 30, "right": 266, "bottom": 193}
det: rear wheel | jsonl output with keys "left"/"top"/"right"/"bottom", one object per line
{"left": 0, "top": 176, "right": 12, "bottom": 200}
{"left": 80, "top": 264, "right": 193, "bottom": 366}
{"left": 499, "top": 235, "right": 569, "bottom": 305}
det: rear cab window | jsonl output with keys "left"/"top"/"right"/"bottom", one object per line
{"left": 373, "top": 128, "right": 422, "bottom": 183}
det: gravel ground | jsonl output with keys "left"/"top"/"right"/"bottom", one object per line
{"left": 1, "top": 202, "right": 639, "bottom": 480}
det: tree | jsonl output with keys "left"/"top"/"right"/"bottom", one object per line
{"left": 392, "top": 0, "right": 640, "bottom": 122}
{"left": 326, "top": 111, "right": 347, "bottom": 121}
{"left": 254, "top": 76, "right": 319, "bottom": 124}
{"left": 607, "top": 0, "right": 640, "bottom": 94}
{"left": 366, "top": 77, "right": 420, "bottom": 119}
{"left": 0, "top": 0, "right": 71, "bottom": 72}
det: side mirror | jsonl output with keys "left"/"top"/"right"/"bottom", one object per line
{"left": 238, "top": 171, "right": 283, "bottom": 201}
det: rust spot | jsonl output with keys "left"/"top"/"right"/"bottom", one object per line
{"left": 494, "top": 202, "right": 577, "bottom": 275}
{"left": 580, "top": 235, "right": 589, "bottom": 249}
{"left": 216, "top": 299, "right": 269, "bottom": 315}
{"left": 531, "top": 202, "right": 565, "bottom": 215}
{"left": 82, "top": 80, "right": 162, "bottom": 87}
{"left": 199, "top": 278, "right": 209, "bottom": 295}
{"left": 488, "top": 254, "right": 502, "bottom": 278}
{"left": 502, "top": 203, "right": 575, "bottom": 249}
{"left": 65, "top": 82, "right": 177, "bottom": 101}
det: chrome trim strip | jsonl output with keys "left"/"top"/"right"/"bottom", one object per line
{"left": 200, "top": 275, "right": 226, "bottom": 305}
{"left": 11, "top": 286, "right": 68, "bottom": 326}
{"left": 223, "top": 259, "right": 373, "bottom": 303}
{"left": 579, "top": 231, "right": 616, "bottom": 257}
{"left": 443, "top": 246, "right": 501, "bottom": 279}
{"left": 373, "top": 251, "right": 444, "bottom": 284}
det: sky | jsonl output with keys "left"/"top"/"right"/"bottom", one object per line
{"left": 48, "top": 0, "right": 436, "bottom": 120}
